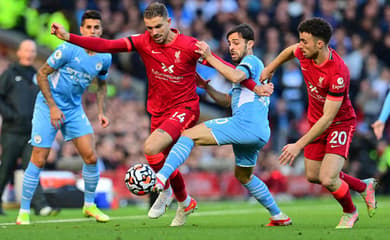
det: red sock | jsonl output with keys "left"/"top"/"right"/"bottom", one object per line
{"left": 170, "top": 169, "right": 187, "bottom": 202}
{"left": 145, "top": 153, "right": 170, "bottom": 189}
{"left": 331, "top": 180, "right": 356, "bottom": 213}
{"left": 339, "top": 171, "right": 366, "bottom": 193}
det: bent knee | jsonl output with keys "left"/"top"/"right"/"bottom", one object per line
{"left": 306, "top": 175, "right": 320, "bottom": 184}
{"left": 83, "top": 152, "right": 97, "bottom": 165}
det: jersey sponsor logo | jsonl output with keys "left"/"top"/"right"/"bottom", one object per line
{"left": 308, "top": 82, "right": 318, "bottom": 94}
{"left": 161, "top": 63, "right": 174, "bottom": 73}
{"left": 151, "top": 69, "right": 183, "bottom": 83}
{"left": 54, "top": 50, "right": 62, "bottom": 59}
{"left": 15, "top": 76, "right": 22, "bottom": 82}
{"left": 152, "top": 50, "right": 161, "bottom": 54}
{"left": 34, "top": 135, "right": 42, "bottom": 144}
{"left": 175, "top": 50, "right": 181, "bottom": 63}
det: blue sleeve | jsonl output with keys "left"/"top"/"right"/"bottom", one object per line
{"left": 379, "top": 92, "right": 390, "bottom": 122}
{"left": 236, "top": 55, "right": 262, "bottom": 84}
{"left": 98, "top": 54, "right": 112, "bottom": 81}
{"left": 47, "top": 43, "right": 72, "bottom": 69}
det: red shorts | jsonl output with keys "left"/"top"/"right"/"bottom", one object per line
{"left": 304, "top": 120, "right": 356, "bottom": 161}
{"left": 150, "top": 106, "right": 199, "bottom": 143}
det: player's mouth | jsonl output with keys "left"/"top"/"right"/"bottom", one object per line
{"left": 153, "top": 35, "right": 163, "bottom": 42}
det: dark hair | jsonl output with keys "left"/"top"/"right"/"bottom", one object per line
{"left": 81, "top": 10, "right": 102, "bottom": 26}
{"left": 226, "top": 23, "right": 255, "bottom": 41}
{"left": 297, "top": 18, "right": 333, "bottom": 44}
{"left": 144, "top": 1, "right": 168, "bottom": 19}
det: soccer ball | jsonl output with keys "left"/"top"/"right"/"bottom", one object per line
{"left": 125, "top": 163, "right": 156, "bottom": 196}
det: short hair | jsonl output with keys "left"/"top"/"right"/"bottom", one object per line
{"left": 297, "top": 18, "right": 333, "bottom": 44}
{"left": 81, "top": 10, "right": 102, "bottom": 26}
{"left": 226, "top": 23, "right": 255, "bottom": 42}
{"left": 144, "top": 1, "right": 168, "bottom": 19}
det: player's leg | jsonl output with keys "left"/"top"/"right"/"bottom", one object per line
{"left": 0, "top": 132, "right": 24, "bottom": 215}
{"left": 17, "top": 102, "right": 56, "bottom": 225}
{"left": 146, "top": 109, "right": 199, "bottom": 221}
{"left": 233, "top": 145, "right": 291, "bottom": 226}
{"left": 21, "top": 141, "right": 59, "bottom": 216}
{"left": 72, "top": 134, "right": 109, "bottom": 223}
{"left": 320, "top": 154, "right": 358, "bottom": 229}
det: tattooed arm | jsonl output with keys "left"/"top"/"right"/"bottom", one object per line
{"left": 95, "top": 78, "right": 110, "bottom": 128}
{"left": 37, "top": 63, "right": 65, "bottom": 129}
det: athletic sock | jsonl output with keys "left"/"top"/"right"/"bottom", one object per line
{"left": 339, "top": 171, "right": 366, "bottom": 193}
{"left": 158, "top": 136, "right": 194, "bottom": 180}
{"left": 331, "top": 180, "right": 356, "bottom": 213}
{"left": 21, "top": 162, "right": 42, "bottom": 210}
{"left": 82, "top": 163, "right": 99, "bottom": 205}
{"left": 243, "top": 175, "right": 281, "bottom": 216}
{"left": 170, "top": 170, "right": 188, "bottom": 202}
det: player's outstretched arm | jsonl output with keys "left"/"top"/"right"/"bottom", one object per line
{"left": 51, "top": 23, "right": 130, "bottom": 53}
{"left": 372, "top": 92, "right": 390, "bottom": 140}
{"left": 260, "top": 44, "right": 298, "bottom": 83}
{"left": 37, "top": 63, "right": 65, "bottom": 129}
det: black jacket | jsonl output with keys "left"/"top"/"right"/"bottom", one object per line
{"left": 0, "top": 62, "right": 39, "bottom": 134}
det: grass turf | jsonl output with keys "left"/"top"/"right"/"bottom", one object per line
{"left": 0, "top": 196, "right": 388, "bottom": 240}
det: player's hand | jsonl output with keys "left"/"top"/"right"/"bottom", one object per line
{"left": 51, "top": 23, "right": 70, "bottom": 41}
{"left": 195, "top": 41, "right": 212, "bottom": 59}
{"left": 99, "top": 114, "right": 110, "bottom": 128}
{"left": 260, "top": 66, "right": 274, "bottom": 83}
{"left": 279, "top": 143, "right": 302, "bottom": 166}
{"left": 371, "top": 120, "right": 385, "bottom": 140}
{"left": 254, "top": 83, "right": 274, "bottom": 96}
{"left": 49, "top": 106, "right": 65, "bottom": 130}
{"left": 195, "top": 73, "right": 210, "bottom": 89}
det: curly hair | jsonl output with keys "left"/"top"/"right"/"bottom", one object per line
{"left": 298, "top": 18, "right": 333, "bottom": 44}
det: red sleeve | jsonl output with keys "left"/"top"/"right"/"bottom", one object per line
{"left": 69, "top": 33, "right": 132, "bottom": 53}
{"left": 200, "top": 52, "right": 235, "bottom": 68}
{"left": 240, "top": 79, "right": 257, "bottom": 91}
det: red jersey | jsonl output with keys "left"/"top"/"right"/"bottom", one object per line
{"left": 295, "top": 47, "right": 356, "bottom": 125}
{"left": 128, "top": 29, "right": 200, "bottom": 116}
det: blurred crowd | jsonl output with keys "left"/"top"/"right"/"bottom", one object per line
{"left": 1, "top": 0, "right": 390, "bottom": 195}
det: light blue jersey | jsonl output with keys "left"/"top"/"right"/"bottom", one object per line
{"left": 31, "top": 42, "right": 112, "bottom": 147}
{"left": 205, "top": 55, "right": 270, "bottom": 166}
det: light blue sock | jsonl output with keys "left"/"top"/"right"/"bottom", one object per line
{"left": 82, "top": 163, "right": 99, "bottom": 204}
{"left": 243, "top": 175, "right": 281, "bottom": 216}
{"left": 158, "top": 136, "right": 194, "bottom": 180}
{"left": 21, "top": 162, "right": 42, "bottom": 210}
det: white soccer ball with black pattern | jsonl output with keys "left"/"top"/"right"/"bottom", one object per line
{"left": 125, "top": 163, "right": 156, "bottom": 196}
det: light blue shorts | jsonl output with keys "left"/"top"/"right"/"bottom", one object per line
{"left": 204, "top": 117, "right": 268, "bottom": 167}
{"left": 31, "top": 100, "right": 93, "bottom": 148}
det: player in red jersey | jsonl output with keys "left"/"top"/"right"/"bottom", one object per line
{"left": 50, "top": 2, "right": 265, "bottom": 226}
{"left": 260, "top": 18, "right": 377, "bottom": 229}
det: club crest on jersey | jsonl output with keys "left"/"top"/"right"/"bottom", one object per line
{"left": 175, "top": 50, "right": 181, "bottom": 63}
{"left": 54, "top": 50, "right": 62, "bottom": 59}
{"left": 96, "top": 62, "right": 103, "bottom": 71}
{"left": 34, "top": 135, "right": 42, "bottom": 144}
{"left": 318, "top": 76, "right": 324, "bottom": 87}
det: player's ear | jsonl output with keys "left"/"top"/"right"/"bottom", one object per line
{"left": 317, "top": 39, "right": 325, "bottom": 49}
{"left": 247, "top": 40, "right": 255, "bottom": 49}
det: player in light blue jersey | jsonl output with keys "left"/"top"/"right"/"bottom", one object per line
{"left": 153, "top": 23, "right": 292, "bottom": 226}
{"left": 16, "top": 10, "right": 112, "bottom": 225}
{"left": 372, "top": 92, "right": 390, "bottom": 140}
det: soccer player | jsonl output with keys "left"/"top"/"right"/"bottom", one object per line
{"left": 371, "top": 92, "right": 390, "bottom": 140}
{"left": 260, "top": 18, "right": 377, "bottom": 229}
{"left": 16, "top": 10, "right": 112, "bottom": 225}
{"left": 153, "top": 23, "right": 291, "bottom": 227}
{"left": 50, "top": 2, "right": 263, "bottom": 226}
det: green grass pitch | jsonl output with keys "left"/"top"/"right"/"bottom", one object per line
{"left": 1, "top": 196, "right": 388, "bottom": 240}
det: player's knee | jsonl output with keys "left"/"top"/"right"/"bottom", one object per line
{"left": 319, "top": 176, "right": 337, "bottom": 189}
{"left": 306, "top": 175, "right": 320, "bottom": 184}
{"left": 143, "top": 141, "right": 159, "bottom": 156}
{"left": 235, "top": 172, "right": 251, "bottom": 184}
{"left": 83, "top": 152, "right": 97, "bottom": 165}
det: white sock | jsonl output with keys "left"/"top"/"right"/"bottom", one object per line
{"left": 19, "top": 209, "right": 30, "bottom": 214}
{"left": 84, "top": 202, "right": 94, "bottom": 207}
{"left": 178, "top": 195, "right": 191, "bottom": 208}
{"left": 156, "top": 173, "right": 167, "bottom": 184}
